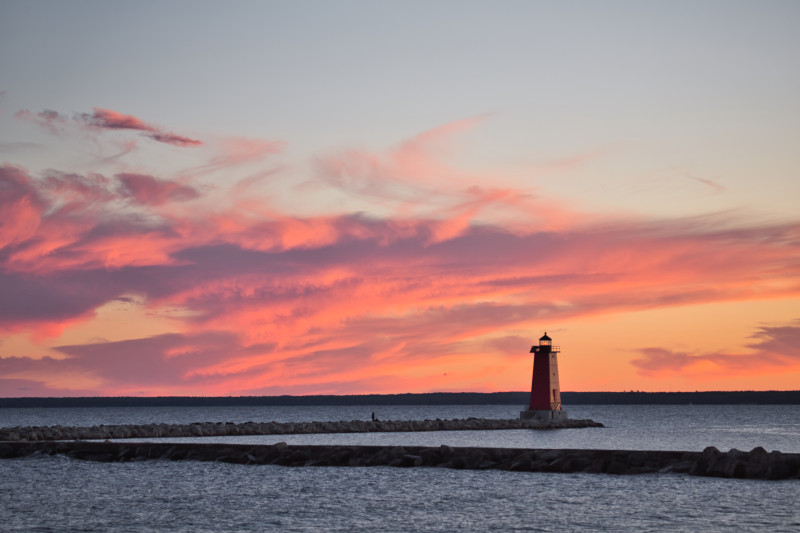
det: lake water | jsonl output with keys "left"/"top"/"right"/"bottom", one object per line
{"left": 2, "top": 404, "right": 799, "bottom": 532}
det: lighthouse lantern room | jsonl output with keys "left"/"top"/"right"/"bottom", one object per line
{"left": 520, "top": 332, "right": 569, "bottom": 421}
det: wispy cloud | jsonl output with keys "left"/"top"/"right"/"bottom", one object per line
{"left": 16, "top": 107, "right": 202, "bottom": 146}
{"left": 14, "top": 109, "right": 69, "bottom": 135}
{"left": 116, "top": 173, "right": 200, "bottom": 206}
{"left": 687, "top": 174, "right": 725, "bottom": 194}
{"left": 315, "top": 117, "right": 485, "bottom": 204}
{"left": 314, "top": 116, "right": 578, "bottom": 236}
{"left": 0, "top": 141, "right": 45, "bottom": 153}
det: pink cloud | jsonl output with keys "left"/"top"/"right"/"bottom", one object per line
{"left": 3, "top": 159, "right": 800, "bottom": 346}
{"left": 0, "top": 164, "right": 200, "bottom": 277}
{"left": 212, "top": 137, "right": 285, "bottom": 166}
{"left": 314, "top": 116, "right": 578, "bottom": 237}
{"left": 315, "top": 116, "right": 487, "bottom": 200}
{"left": 2, "top": 117, "right": 800, "bottom": 395}
{"left": 80, "top": 108, "right": 152, "bottom": 131}
{"left": 17, "top": 107, "right": 201, "bottom": 147}
{"left": 0, "top": 326, "right": 525, "bottom": 396}
{"left": 42, "top": 171, "right": 116, "bottom": 205}
{"left": 14, "top": 109, "right": 69, "bottom": 135}
{"left": 79, "top": 108, "right": 202, "bottom": 146}
{"left": 184, "top": 136, "right": 285, "bottom": 179}
{"left": 0, "top": 332, "right": 274, "bottom": 395}
{"left": 116, "top": 173, "right": 200, "bottom": 205}
{"left": 147, "top": 131, "right": 202, "bottom": 147}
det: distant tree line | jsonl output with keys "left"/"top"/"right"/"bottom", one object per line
{"left": 1, "top": 390, "right": 799, "bottom": 408}
{"left": 562, "top": 391, "right": 800, "bottom": 405}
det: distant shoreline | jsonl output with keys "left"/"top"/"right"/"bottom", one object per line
{"left": 2, "top": 390, "right": 800, "bottom": 408}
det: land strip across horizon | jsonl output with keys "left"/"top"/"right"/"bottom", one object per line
{"left": 2, "top": 391, "right": 800, "bottom": 408}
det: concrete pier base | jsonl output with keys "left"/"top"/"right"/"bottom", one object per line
{"left": 520, "top": 410, "right": 569, "bottom": 421}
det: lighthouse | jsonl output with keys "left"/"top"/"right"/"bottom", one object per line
{"left": 520, "top": 332, "right": 569, "bottom": 421}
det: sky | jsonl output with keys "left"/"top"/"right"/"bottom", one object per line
{"left": 1, "top": 1, "right": 799, "bottom": 397}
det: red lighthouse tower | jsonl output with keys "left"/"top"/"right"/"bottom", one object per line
{"left": 520, "top": 332, "right": 568, "bottom": 421}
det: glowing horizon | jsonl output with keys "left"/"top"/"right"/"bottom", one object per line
{"left": 1, "top": 2, "right": 799, "bottom": 397}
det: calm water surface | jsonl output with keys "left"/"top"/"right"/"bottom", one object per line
{"left": 2, "top": 404, "right": 798, "bottom": 452}
{"left": 2, "top": 404, "right": 799, "bottom": 532}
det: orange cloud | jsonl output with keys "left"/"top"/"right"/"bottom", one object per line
{"left": 2, "top": 116, "right": 800, "bottom": 396}
{"left": 631, "top": 321, "right": 800, "bottom": 377}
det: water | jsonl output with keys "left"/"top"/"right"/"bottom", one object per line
{"left": 0, "top": 404, "right": 519, "bottom": 427}
{"left": 2, "top": 404, "right": 799, "bottom": 532}
{"left": 2, "top": 455, "right": 798, "bottom": 532}
{"left": 2, "top": 404, "right": 799, "bottom": 452}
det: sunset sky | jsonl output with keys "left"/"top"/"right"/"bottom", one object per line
{"left": 1, "top": 1, "right": 799, "bottom": 397}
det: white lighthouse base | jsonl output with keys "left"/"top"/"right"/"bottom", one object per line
{"left": 520, "top": 409, "right": 569, "bottom": 421}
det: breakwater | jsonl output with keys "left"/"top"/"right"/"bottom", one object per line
{"left": 2, "top": 441, "right": 798, "bottom": 480}
{"left": 0, "top": 417, "right": 603, "bottom": 442}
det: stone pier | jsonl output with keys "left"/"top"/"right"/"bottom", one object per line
{"left": 0, "top": 417, "right": 603, "bottom": 442}
{"left": 1, "top": 441, "right": 798, "bottom": 480}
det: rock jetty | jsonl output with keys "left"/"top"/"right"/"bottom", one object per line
{"left": 0, "top": 417, "right": 602, "bottom": 442}
{"left": 1, "top": 441, "right": 797, "bottom": 480}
